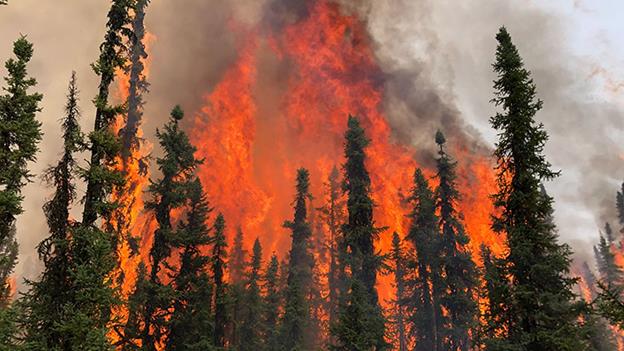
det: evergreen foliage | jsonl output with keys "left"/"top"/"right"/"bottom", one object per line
{"left": 263, "top": 254, "right": 281, "bottom": 351}
{"left": 404, "top": 168, "right": 443, "bottom": 351}
{"left": 238, "top": 238, "right": 264, "bottom": 351}
{"left": 484, "top": 26, "right": 585, "bottom": 350}
{"left": 166, "top": 179, "right": 214, "bottom": 351}
{"left": 21, "top": 72, "right": 83, "bottom": 350}
{"left": 435, "top": 131, "right": 478, "bottom": 350}
{"left": 389, "top": 232, "right": 408, "bottom": 351}
{"left": 331, "top": 116, "right": 387, "bottom": 350}
{"left": 0, "top": 36, "right": 42, "bottom": 303}
{"left": 280, "top": 168, "right": 315, "bottom": 351}
{"left": 211, "top": 214, "right": 228, "bottom": 349}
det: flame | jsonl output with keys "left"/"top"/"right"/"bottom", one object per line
{"left": 108, "top": 31, "right": 156, "bottom": 344}
{"left": 190, "top": 0, "right": 502, "bottom": 306}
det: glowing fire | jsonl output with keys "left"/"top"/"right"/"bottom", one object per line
{"left": 190, "top": 0, "right": 502, "bottom": 305}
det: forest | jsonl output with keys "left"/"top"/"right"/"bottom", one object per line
{"left": 1, "top": 0, "right": 624, "bottom": 350}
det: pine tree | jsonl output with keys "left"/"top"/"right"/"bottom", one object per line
{"left": 434, "top": 131, "right": 478, "bottom": 350}
{"left": 280, "top": 168, "right": 315, "bottom": 351}
{"left": 125, "top": 105, "right": 202, "bottom": 350}
{"left": 60, "top": 3, "right": 133, "bottom": 347}
{"left": 318, "top": 166, "right": 347, "bottom": 331}
{"left": 478, "top": 245, "right": 512, "bottom": 349}
{"left": 21, "top": 72, "right": 83, "bottom": 350}
{"left": 121, "top": 0, "right": 150, "bottom": 159}
{"left": 389, "top": 233, "right": 408, "bottom": 351}
{"left": 595, "top": 233, "right": 623, "bottom": 288}
{"left": 166, "top": 179, "right": 214, "bottom": 351}
{"left": 212, "top": 214, "right": 228, "bottom": 349}
{"left": 485, "top": 26, "right": 584, "bottom": 350}
{"left": 617, "top": 182, "right": 624, "bottom": 232}
{"left": 404, "top": 168, "right": 442, "bottom": 351}
{"left": 331, "top": 116, "right": 387, "bottom": 350}
{"left": 228, "top": 227, "right": 247, "bottom": 348}
{"left": 81, "top": 0, "right": 133, "bottom": 227}
{"left": 263, "top": 254, "right": 281, "bottom": 351}
{"left": 239, "top": 238, "right": 264, "bottom": 351}
{"left": 0, "top": 36, "right": 42, "bottom": 303}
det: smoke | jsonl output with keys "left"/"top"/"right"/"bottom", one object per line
{"left": 360, "top": 0, "right": 624, "bottom": 257}
{"left": 0, "top": 0, "right": 622, "bottom": 287}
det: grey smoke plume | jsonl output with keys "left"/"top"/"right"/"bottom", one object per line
{"left": 0, "top": 0, "right": 621, "bottom": 288}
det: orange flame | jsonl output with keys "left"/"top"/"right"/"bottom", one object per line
{"left": 190, "top": 0, "right": 502, "bottom": 306}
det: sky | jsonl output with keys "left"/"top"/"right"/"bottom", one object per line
{"left": 0, "top": 0, "right": 623, "bottom": 284}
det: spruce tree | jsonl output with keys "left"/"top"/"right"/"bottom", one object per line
{"left": 239, "top": 238, "right": 264, "bottom": 351}
{"left": 404, "top": 168, "right": 442, "bottom": 351}
{"left": 595, "top": 233, "right": 623, "bottom": 288}
{"left": 212, "top": 214, "right": 228, "bottom": 349}
{"left": 263, "top": 254, "right": 281, "bottom": 351}
{"left": 617, "top": 182, "right": 624, "bottom": 231}
{"left": 485, "top": 26, "right": 584, "bottom": 350}
{"left": 389, "top": 233, "right": 408, "bottom": 351}
{"left": 434, "top": 131, "right": 478, "bottom": 350}
{"left": 126, "top": 105, "right": 202, "bottom": 350}
{"left": 331, "top": 116, "right": 387, "bottom": 350}
{"left": 166, "top": 179, "right": 214, "bottom": 351}
{"left": 81, "top": 0, "right": 133, "bottom": 227}
{"left": 21, "top": 72, "right": 83, "bottom": 350}
{"left": 63, "top": 3, "right": 133, "bottom": 347}
{"left": 318, "top": 166, "right": 347, "bottom": 330}
{"left": 228, "top": 227, "right": 247, "bottom": 348}
{"left": 280, "top": 168, "right": 315, "bottom": 351}
{"left": 0, "top": 36, "right": 42, "bottom": 303}
{"left": 478, "top": 245, "right": 512, "bottom": 349}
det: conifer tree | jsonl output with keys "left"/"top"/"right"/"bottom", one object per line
{"left": 331, "top": 116, "right": 387, "bottom": 350}
{"left": 617, "top": 182, "right": 624, "bottom": 231}
{"left": 212, "top": 214, "right": 228, "bottom": 349}
{"left": 318, "top": 166, "right": 347, "bottom": 330}
{"left": 21, "top": 72, "right": 83, "bottom": 350}
{"left": 280, "top": 168, "right": 315, "bottom": 351}
{"left": 434, "top": 131, "right": 478, "bottom": 350}
{"left": 167, "top": 179, "right": 214, "bottom": 351}
{"left": 0, "top": 36, "right": 42, "bottom": 303}
{"left": 121, "top": 0, "right": 150, "bottom": 159}
{"left": 263, "top": 254, "right": 281, "bottom": 351}
{"left": 81, "top": 0, "right": 133, "bottom": 227}
{"left": 478, "top": 245, "right": 512, "bottom": 349}
{"left": 404, "top": 168, "right": 442, "bottom": 351}
{"left": 126, "top": 105, "right": 202, "bottom": 350}
{"left": 485, "top": 26, "right": 584, "bottom": 350}
{"left": 228, "top": 227, "right": 247, "bottom": 348}
{"left": 595, "top": 233, "right": 623, "bottom": 288}
{"left": 239, "top": 238, "right": 264, "bottom": 351}
{"left": 389, "top": 232, "right": 408, "bottom": 351}
{"left": 61, "top": 3, "right": 133, "bottom": 347}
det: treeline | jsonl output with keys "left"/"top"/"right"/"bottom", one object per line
{"left": 1, "top": 1, "right": 624, "bottom": 351}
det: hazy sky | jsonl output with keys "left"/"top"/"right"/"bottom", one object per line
{"left": 0, "top": 0, "right": 622, "bottom": 284}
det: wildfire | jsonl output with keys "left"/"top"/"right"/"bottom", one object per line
{"left": 190, "top": 0, "right": 502, "bottom": 305}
